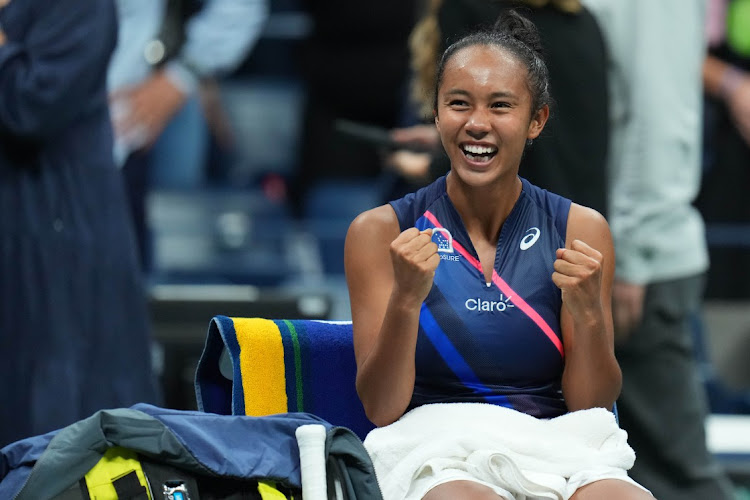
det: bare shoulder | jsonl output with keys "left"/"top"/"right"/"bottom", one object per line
{"left": 345, "top": 204, "right": 401, "bottom": 274}
{"left": 566, "top": 203, "right": 612, "bottom": 249}
{"left": 568, "top": 203, "right": 608, "bottom": 229}
{"left": 346, "top": 204, "right": 401, "bottom": 244}
{"left": 349, "top": 205, "right": 399, "bottom": 233}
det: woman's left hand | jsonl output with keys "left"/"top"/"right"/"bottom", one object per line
{"left": 552, "top": 239, "right": 604, "bottom": 320}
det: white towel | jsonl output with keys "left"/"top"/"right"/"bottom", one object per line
{"left": 364, "top": 403, "right": 639, "bottom": 500}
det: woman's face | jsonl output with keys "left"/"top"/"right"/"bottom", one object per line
{"left": 435, "top": 44, "right": 547, "bottom": 188}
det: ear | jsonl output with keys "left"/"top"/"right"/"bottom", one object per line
{"left": 434, "top": 109, "right": 440, "bottom": 132}
{"left": 527, "top": 104, "right": 549, "bottom": 140}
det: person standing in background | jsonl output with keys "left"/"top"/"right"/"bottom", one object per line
{"left": 699, "top": 0, "right": 750, "bottom": 299}
{"left": 0, "top": 0, "right": 158, "bottom": 447}
{"left": 581, "top": 1, "right": 735, "bottom": 498}
{"left": 109, "top": 0, "right": 268, "bottom": 275}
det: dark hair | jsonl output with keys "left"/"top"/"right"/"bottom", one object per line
{"left": 433, "top": 9, "right": 552, "bottom": 116}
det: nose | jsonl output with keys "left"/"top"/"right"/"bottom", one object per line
{"left": 465, "top": 109, "right": 490, "bottom": 139}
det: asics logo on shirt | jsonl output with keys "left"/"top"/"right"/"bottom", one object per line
{"left": 520, "top": 227, "right": 541, "bottom": 250}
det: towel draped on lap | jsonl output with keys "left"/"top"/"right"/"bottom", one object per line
{"left": 364, "top": 403, "right": 645, "bottom": 500}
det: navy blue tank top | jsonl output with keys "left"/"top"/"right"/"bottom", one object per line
{"left": 389, "top": 175, "right": 572, "bottom": 418}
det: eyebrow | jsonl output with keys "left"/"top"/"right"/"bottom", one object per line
{"left": 444, "top": 89, "right": 518, "bottom": 100}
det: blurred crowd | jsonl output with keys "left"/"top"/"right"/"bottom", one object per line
{"left": 2, "top": 0, "right": 750, "bottom": 498}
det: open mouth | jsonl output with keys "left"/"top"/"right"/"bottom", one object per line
{"left": 461, "top": 144, "right": 498, "bottom": 164}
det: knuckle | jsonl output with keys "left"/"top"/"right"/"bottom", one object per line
{"left": 420, "top": 261, "right": 435, "bottom": 273}
{"left": 403, "top": 227, "right": 418, "bottom": 238}
{"left": 589, "top": 259, "right": 602, "bottom": 273}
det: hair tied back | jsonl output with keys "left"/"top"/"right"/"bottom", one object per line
{"left": 493, "top": 9, "right": 544, "bottom": 57}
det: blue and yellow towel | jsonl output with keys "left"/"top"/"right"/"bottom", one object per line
{"left": 195, "top": 316, "right": 375, "bottom": 439}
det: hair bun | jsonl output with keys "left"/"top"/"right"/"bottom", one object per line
{"left": 494, "top": 9, "right": 544, "bottom": 56}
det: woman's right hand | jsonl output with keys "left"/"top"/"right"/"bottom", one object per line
{"left": 389, "top": 228, "right": 440, "bottom": 306}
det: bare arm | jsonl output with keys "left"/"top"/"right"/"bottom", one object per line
{"left": 553, "top": 204, "right": 621, "bottom": 411}
{"left": 704, "top": 53, "right": 738, "bottom": 98}
{"left": 704, "top": 54, "right": 750, "bottom": 145}
{"left": 344, "top": 206, "right": 439, "bottom": 426}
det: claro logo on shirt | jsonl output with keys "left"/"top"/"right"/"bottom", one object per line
{"left": 465, "top": 294, "right": 515, "bottom": 312}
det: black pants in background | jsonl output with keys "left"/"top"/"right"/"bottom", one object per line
{"left": 615, "top": 274, "right": 735, "bottom": 500}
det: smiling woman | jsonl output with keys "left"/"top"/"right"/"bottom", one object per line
{"left": 344, "top": 9, "right": 654, "bottom": 500}
{"left": 434, "top": 42, "right": 547, "bottom": 189}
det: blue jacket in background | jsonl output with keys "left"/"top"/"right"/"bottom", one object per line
{"left": 0, "top": 0, "right": 158, "bottom": 447}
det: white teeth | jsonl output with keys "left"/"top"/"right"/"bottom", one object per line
{"left": 462, "top": 144, "right": 497, "bottom": 155}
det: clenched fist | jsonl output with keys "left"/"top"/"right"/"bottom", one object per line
{"left": 389, "top": 227, "right": 440, "bottom": 305}
{"left": 552, "top": 239, "right": 604, "bottom": 319}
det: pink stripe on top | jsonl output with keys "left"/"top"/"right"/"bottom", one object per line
{"left": 424, "top": 210, "right": 564, "bottom": 357}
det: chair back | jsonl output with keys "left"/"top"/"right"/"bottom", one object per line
{"left": 195, "top": 316, "right": 376, "bottom": 439}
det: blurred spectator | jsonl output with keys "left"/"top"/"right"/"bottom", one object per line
{"left": 582, "top": 0, "right": 735, "bottom": 499}
{"left": 108, "top": 0, "right": 268, "bottom": 274}
{"left": 698, "top": 0, "right": 750, "bottom": 299}
{"left": 290, "top": 0, "right": 418, "bottom": 216}
{"left": 0, "top": 0, "right": 158, "bottom": 446}
{"left": 385, "top": 0, "right": 610, "bottom": 216}
{"left": 695, "top": 0, "right": 750, "bottom": 418}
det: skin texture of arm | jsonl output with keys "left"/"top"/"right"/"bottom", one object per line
{"left": 553, "top": 203, "right": 621, "bottom": 411}
{"left": 612, "top": 279, "right": 646, "bottom": 343}
{"left": 344, "top": 205, "right": 439, "bottom": 427}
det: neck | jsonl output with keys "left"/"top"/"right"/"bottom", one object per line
{"left": 446, "top": 172, "right": 522, "bottom": 242}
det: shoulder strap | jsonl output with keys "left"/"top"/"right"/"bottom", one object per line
{"left": 83, "top": 447, "right": 150, "bottom": 499}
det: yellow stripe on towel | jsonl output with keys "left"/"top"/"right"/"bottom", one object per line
{"left": 233, "top": 317, "right": 288, "bottom": 416}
